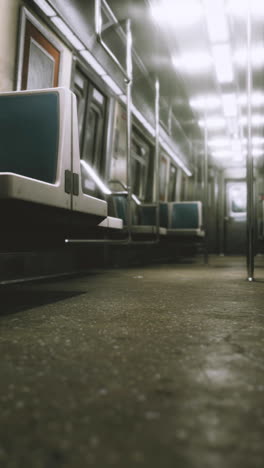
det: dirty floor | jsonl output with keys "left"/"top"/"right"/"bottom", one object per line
{"left": 1, "top": 256, "right": 264, "bottom": 468}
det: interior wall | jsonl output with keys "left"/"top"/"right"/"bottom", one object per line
{"left": 0, "top": 0, "right": 20, "bottom": 91}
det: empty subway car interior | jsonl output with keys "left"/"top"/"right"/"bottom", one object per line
{"left": 1, "top": 0, "right": 264, "bottom": 280}
{"left": 2, "top": 2, "right": 264, "bottom": 468}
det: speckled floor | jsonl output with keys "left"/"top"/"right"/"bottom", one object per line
{"left": 1, "top": 256, "right": 264, "bottom": 468}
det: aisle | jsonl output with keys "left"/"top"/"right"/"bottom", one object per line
{"left": 1, "top": 257, "right": 264, "bottom": 468}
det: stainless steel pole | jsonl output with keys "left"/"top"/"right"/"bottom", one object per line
{"left": 203, "top": 112, "right": 209, "bottom": 264}
{"left": 246, "top": 4, "right": 254, "bottom": 281}
{"left": 126, "top": 19, "right": 133, "bottom": 241}
{"left": 155, "top": 79, "right": 160, "bottom": 238}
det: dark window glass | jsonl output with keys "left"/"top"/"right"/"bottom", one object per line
{"left": 131, "top": 132, "right": 149, "bottom": 200}
{"left": 168, "top": 164, "right": 177, "bottom": 201}
{"left": 73, "top": 68, "right": 106, "bottom": 196}
{"left": 159, "top": 156, "right": 168, "bottom": 201}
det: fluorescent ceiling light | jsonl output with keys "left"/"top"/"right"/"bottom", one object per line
{"left": 80, "top": 160, "right": 111, "bottom": 195}
{"left": 150, "top": 0, "right": 202, "bottom": 27}
{"left": 33, "top": 0, "right": 56, "bottom": 16}
{"left": 173, "top": 53, "right": 212, "bottom": 74}
{"left": 190, "top": 95, "right": 221, "bottom": 111}
{"left": 252, "top": 137, "right": 264, "bottom": 145}
{"left": 252, "top": 149, "right": 263, "bottom": 157}
{"left": 101, "top": 75, "right": 123, "bottom": 95}
{"left": 228, "top": 0, "right": 264, "bottom": 18}
{"left": 208, "top": 138, "right": 230, "bottom": 147}
{"left": 222, "top": 93, "right": 237, "bottom": 117}
{"left": 234, "top": 47, "right": 264, "bottom": 68}
{"left": 51, "top": 17, "right": 84, "bottom": 50}
{"left": 212, "top": 150, "right": 233, "bottom": 158}
{"left": 243, "top": 137, "right": 264, "bottom": 146}
{"left": 238, "top": 92, "right": 264, "bottom": 107}
{"left": 80, "top": 50, "right": 106, "bottom": 76}
{"left": 240, "top": 114, "right": 264, "bottom": 126}
{"left": 212, "top": 43, "right": 233, "bottom": 83}
{"left": 203, "top": 0, "right": 229, "bottom": 43}
{"left": 199, "top": 117, "right": 226, "bottom": 129}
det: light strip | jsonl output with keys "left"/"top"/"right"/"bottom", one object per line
{"left": 222, "top": 93, "right": 237, "bottom": 117}
{"left": 131, "top": 104, "right": 155, "bottom": 137}
{"left": 252, "top": 149, "right": 263, "bottom": 157}
{"left": 132, "top": 194, "right": 141, "bottom": 205}
{"left": 238, "top": 92, "right": 264, "bottom": 107}
{"left": 160, "top": 138, "right": 192, "bottom": 176}
{"left": 199, "top": 117, "right": 226, "bottom": 129}
{"left": 204, "top": 0, "right": 229, "bottom": 42}
{"left": 80, "top": 160, "right": 111, "bottom": 195}
{"left": 212, "top": 150, "right": 233, "bottom": 158}
{"left": 212, "top": 43, "right": 233, "bottom": 83}
{"left": 173, "top": 53, "right": 212, "bottom": 74}
{"left": 240, "top": 115, "right": 264, "bottom": 126}
{"left": 228, "top": 0, "right": 264, "bottom": 18}
{"left": 243, "top": 137, "right": 264, "bottom": 146}
{"left": 208, "top": 138, "right": 230, "bottom": 147}
{"left": 131, "top": 106, "right": 191, "bottom": 175}
{"left": 190, "top": 95, "right": 221, "bottom": 111}
{"left": 234, "top": 47, "right": 264, "bottom": 68}
{"left": 79, "top": 50, "right": 106, "bottom": 76}
{"left": 51, "top": 17, "right": 84, "bottom": 50}
{"left": 101, "top": 75, "right": 123, "bottom": 95}
{"left": 150, "top": 0, "right": 203, "bottom": 28}
{"left": 33, "top": 0, "right": 56, "bottom": 16}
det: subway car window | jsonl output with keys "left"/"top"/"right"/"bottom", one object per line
{"left": 22, "top": 20, "right": 60, "bottom": 90}
{"left": 168, "top": 164, "right": 177, "bottom": 201}
{"left": 180, "top": 174, "right": 187, "bottom": 201}
{"left": 110, "top": 101, "right": 152, "bottom": 201}
{"left": 159, "top": 155, "right": 168, "bottom": 201}
{"left": 131, "top": 131, "right": 150, "bottom": 200}
{"left": 73, "top": 68, "right": 106, "bottom": 195}
{"left": 110, "top": 102, "right": 127, "bottom": 187}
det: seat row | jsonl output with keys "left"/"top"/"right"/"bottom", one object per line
{"left": 0, "top": 87, "right": 203, "bottom": 242}
{"left": 110, "top": 194, "right": 205, "bottom": 238}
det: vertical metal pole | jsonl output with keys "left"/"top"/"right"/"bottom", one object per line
{"left": 203, "top": 114, "right": 209, "bottom": 264}
{"left": 126, "top": 19, "right": 133, "bottom": 241}
{"left": 155, "top": 79, "right": 160, "bottom": 238}
{"left": 246, "top": 4, "right": 254, "bottom": 281}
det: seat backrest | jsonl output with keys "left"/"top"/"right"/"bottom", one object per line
{"left": 160, "top": 203, "right": 168, "bottom": 228}
{"left": 170, "top": 202, "right": 202, "bottom": 229}
{"left": 112, "top": 195, "right": 128, "bottom": 224}
{"left": 138, "top": 205, "right": 156, "bottom": 226}
{"left": 0, "top": 93, "right": 59, "bottom": 183}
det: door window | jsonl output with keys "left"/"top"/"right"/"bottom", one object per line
{"left": 168, "top": 164, "right": 177, "bottom": 201}
{"left": 131, "top": 131, "right": 150, "bottom": 201}
{"left": 73, "top": 68, "right": 106, "bottom": 195}
{"left": 228, "top": 182, "right": 247, "bottom": 218}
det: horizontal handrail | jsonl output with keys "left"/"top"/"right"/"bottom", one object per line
{"left": 95, "top": 0, "right": 132, "bottom": 82}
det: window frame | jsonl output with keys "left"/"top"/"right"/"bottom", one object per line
{"left": 131, "top": 127, "right": 151, "bottom": 201}
{"left": 72, "top": 63, "right": 108, "bottom": 196}
{"left": 16, "top": 7, "right": 65, "bottom": 91}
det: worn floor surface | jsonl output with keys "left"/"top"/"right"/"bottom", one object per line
{"left": 0, "top": 256, "right": 264, "bottom": 468}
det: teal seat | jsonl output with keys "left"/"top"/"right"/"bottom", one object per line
{"left": 160, "top": 203, "right": 168, "bottom": 228}
{"left": 0, "top": 93, "right": 59, "bottom": 183}
{"left": 171, "top": 203, "right": 199, "bottom": 229}
{"left": 138, "top": 205, "right": 156, "bottom": 226}
{"left": 168, "top": 202, "right": 204, "bottom": 237}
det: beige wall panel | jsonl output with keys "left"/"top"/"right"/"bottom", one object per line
{"left": 0, "top": 0, "right": 20, "bottom": 91}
